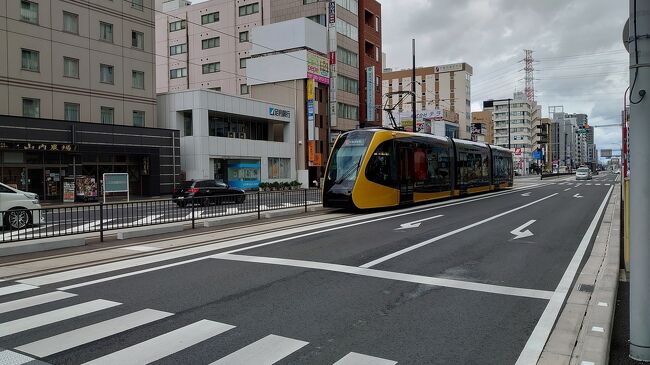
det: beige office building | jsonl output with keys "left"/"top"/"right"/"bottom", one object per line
{"left": 382, "top": 63, "right": 473, "bottom": 139}
{"left": 0, "top": 0, "right": 157, "bottom": 127}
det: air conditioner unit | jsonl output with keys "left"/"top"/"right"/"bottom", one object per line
{"left": 239, "top": 132, "right": 247, "bottom": 139}
{"left": 228, "top": 132, "right": 236, "bottom": 138}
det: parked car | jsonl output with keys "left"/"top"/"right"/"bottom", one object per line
{"left": 575, "top": 167, "right": 592, "bottom": 180}
{"left": 0, "top": 182, "right": 43, "bottom": 230}
{"left": 172, "top": 180, "right": 246, "bottom": 207}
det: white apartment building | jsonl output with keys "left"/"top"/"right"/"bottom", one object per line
{"left": 1, "top": 0, "right": 157, "bottom": 126}
{"left": 382, "top": 63, "right": 473, "bottom": 139}
{"left": 490, "top": 92, "right": 541, "bottom": 174}
{"left": 154, "top": 0, "right": 270, "bottom": 95}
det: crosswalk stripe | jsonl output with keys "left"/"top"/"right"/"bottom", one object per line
{"left": 184, "top": 210, "right": 204, "bottom": 220}
{"left": 333, "top": 352, "right": 397, "bottom": 365}
{"left": 119, "top": 245, "right": 161, "bottom": 252}
{"left": 82, "top": 319, "right": 234, "bottom": 365}
{"left": 131, "top": 215, "right": 163, "bottom": 226}
{"left": 210, "top": 334, "right": 308, "bottom": 365}
{"left": 0, "top": 291, "right": 77, "bottom": 314}
{"left": 16, "top": 308, "right": 173, "bottom": 357}
{"left": 0, "top": 349, "right": 35, "bottom": 365}
{"left": 0, "top": 284, "right": 38, "bottom": 298}
{"left": 64, "top": 220, "right": 114, "bottom": 234}
{"left": 0, "top": 299, "right": 121, "bottom": 338}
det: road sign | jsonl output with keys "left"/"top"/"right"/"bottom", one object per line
{"left": 532, "top": 149, "right": 543, "bottom": 160}
{"left": 515, "top": 148, "right": 522, "bottom": 156}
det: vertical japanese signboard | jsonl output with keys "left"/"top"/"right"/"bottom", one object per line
{"left": 366, "top": 66, "right": 375, "bottom": 122}
{"left": 307, "top": 78, "right": 316, "bottom": 141}
{"left": 328, "top": 0, "right": 337, "bottom": 129}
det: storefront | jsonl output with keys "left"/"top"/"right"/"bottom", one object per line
{"left": 0, "top": 116, "right": 180, "bottom": 201}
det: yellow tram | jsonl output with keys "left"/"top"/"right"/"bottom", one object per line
{"left": 323, "top": 128, "right": 514, "bottom": 209}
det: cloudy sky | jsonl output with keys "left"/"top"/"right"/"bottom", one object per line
{"left": 380, "top": 0, "right": 628, "bottom": 156}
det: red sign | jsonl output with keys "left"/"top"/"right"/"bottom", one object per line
{"left": 515, "top": 148, "right": 522, "bottom": 156}
{"left": 329, "top": 51, "right": 336, "bottom": 65}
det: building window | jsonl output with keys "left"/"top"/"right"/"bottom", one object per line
{"left": 375, "top": 16, "right": 379, "bottom": 31}
{"left": 132, "top": 31, "right": 144, "bottom": 49}
{"left": 337, "top": 102, "right": 358, "bottom": 120}
{"left": 170, "top": 67, "right": 187, "bottom": 79}
{"left": 306, "top": 14, "right": 326, "bottom": 26}
{"left": 183, "top": 113, "right": 192, "bottom": 136}
{"left": 201, "top": 12, "right": 219, "bottom": 24}
{"left": 20, "top": 0, "right": 38, "bottom": 24}
{"left": 64, "top": 103, "right": 80, "bottom": 121}
{"left": 21, "top": 49, "right": 39, "bottom": 72}
{"left": 202, "top": 62, "right": 220, "bottom": 74}
{"left": 133, "top": 110, "right": 145, "bottom": 127}
{"left": 268, "top": 158, "right": 290, "bottom": 179}
{"left": 337, "top": 47, "right": 358, "bottom": 68}
{"left": 209, "top": 87, "right": 222, "bottom": 92}
{"left": 238, "top": 3, "right": 259, "bottom": 16}
{"left": 100, "top": 107, "right": 114, "bottom": 124}
{"left": 335, "top": 0, "right": 358, "bottom": 15}
{"left": 169, "top": 20, "right": 186, "bottom": 32}
{"left": 63, "top": 11, "right": 78, "bottom": 34}
{"left": 63, "top": 57, "right": 79, "bottom": 78}
{"left": 100, "top": 64, "right": 114, "bottom": 84}
{"left": 239, "top": 57, "right": 248, "bottom": 69}
{"left": 239, "top": 31, "right": 249, "bottom": 43}
{"left": 169, "top": 43, "right": 187, "bottom": 55}
{"left": 131, "top": 0, "right": 143, "bottom": 10}
{"left": 100, "top": 22, "right": 113, "bottom": 42}
{"left": 336, "top": 19, "right": 358, "bottom": 41}
{"left": 338, "top": 75, "right": 358, "bottom": 95}
{"left": 240, "top": 84, "right": 249, "bottom": 95}
{"left": 132, "top": 70, "right": 145, "bottom": 89}
{"left": 202, "top": 37, "right": 220, "bottom": 49}
{"left": 22, "top": 98, "right": 40, "bottom": 118}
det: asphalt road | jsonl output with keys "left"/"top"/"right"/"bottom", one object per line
{"left": 0, "top": 173, "right": 619, "bottom": 364}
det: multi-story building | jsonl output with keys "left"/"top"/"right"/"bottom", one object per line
{"left": 358, "top": 0, "right": 381, "bottom": 127}
{"left": 0, "top": 0, "right": 180, "bottom": 199}
{"left": 268, "top": 0, "right": 365, "bottom": 135}
{"left": 471, "top": 111, "right": 494, "bottom": 144}
{"left": 487, "top": 92, "right": 541, "bottom": 174}
{"left": 154, "top": 0, "right": 268, "bottom": 95}
{"left": 551, "top": 110, "right": 579, "bottom": 170}
{"left": 382, "top": 63, "right": 474, "bottom": 139}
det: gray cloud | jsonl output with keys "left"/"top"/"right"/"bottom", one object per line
{"left": 381, "top": 0, "right": 629, "bottom": 153}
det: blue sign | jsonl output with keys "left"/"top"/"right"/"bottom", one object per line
{"left": 366, "top": 66, "right": 375, "bottom": 122}
{"left": 533, "top": 149, "right": 544, "bottom": 160}
{"left": 269, "top": 107, "right": 291, "bottom": 118}
{"left": 307, "top": 100, "right": 315, "bottom": 140}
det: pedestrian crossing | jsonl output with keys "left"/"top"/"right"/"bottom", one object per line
{"left": 0, "top": 288, "right": 398, "bottom": 364}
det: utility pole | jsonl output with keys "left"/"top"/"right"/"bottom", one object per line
{"left": 629, "top": 0, "right": 650, "bottom": 361}
{"left": 412, "top": 39, "right": 416, "bottom": 133}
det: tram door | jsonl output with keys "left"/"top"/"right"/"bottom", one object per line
{"left": 398, "top": 144, "right": 414, "bottom": 203}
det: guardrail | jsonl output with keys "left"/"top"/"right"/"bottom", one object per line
{"left": 0, "top": 189, "right": 322, "bottom": 244}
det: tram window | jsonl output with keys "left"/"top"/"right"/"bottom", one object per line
{"left": 414, "top": 147, "right": 428, "bottom": 181}
{"left": 365, "top": 141, "right": 395, "bottom": 186}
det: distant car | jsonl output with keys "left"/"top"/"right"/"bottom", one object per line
{"left": 172, "top": 180, "right": 246, "bottom": 207}
{"left": 0, "top": 182, "right": 43, "bottom": 230}
{"left": 575, "top": 167, "right": 592, "bottom": 181}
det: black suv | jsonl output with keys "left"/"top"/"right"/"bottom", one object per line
{"left": 172, "top": 180, "right": 246, "bottom": 207}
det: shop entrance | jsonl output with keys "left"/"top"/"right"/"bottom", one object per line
{"left": 27, "top": 169, "right": 44, "bottom": 198}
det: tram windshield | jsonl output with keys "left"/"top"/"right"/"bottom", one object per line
{"left": 326, "top": 131, "right": 373, "bottom": 187}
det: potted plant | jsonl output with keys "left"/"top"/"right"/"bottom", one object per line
{"left": 271, "top": 181, "right": 280, "bottom": 191}
{"left": 291, "top": 181, "right": 301, "bottom": 190}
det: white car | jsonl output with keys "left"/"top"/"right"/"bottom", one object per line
{"left": 575, "top": 167, "right": 592, "bottom": 181}
{"left": 0, "top": 182, "right": 43, "bottom": 230}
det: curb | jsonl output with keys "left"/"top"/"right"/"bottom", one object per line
{"left": 0, "top": 236, "right": 87, "bottom": 257}
{"left": 538, "top": 185, "right": 620, "bottom": 365}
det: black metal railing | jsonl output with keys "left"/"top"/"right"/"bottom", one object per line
{"left": 0, "top": 189, "right": 322, "bottom": 244}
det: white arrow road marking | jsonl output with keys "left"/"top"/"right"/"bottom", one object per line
{"left": 521, "top": 192, "right": 531, "bottom": 197}
{"left": 510, "top": 220, "right": 536, "bottom": 240}
{"left": 573, "top": 193, "right": 583, "bottom": 198}
{"left": 395, "top": 215, "right": 444, "bottom": 230}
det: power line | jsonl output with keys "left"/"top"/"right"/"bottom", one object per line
{"left": 535, "top": 49, "right": 627, "bottom": 61}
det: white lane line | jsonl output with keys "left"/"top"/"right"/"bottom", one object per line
{"left": 586, "top": 183, "right": 592, "bottom": 186}
{"left": 23, "top": 183, "right": 553, "bottom": 288}
{"left": 395, "top": 214, "right": 443, "bottom": 230}
{"left": 0, "top": 284, "right": 38, "bottom": 298}
{"left": 596, "top": 183, "right": 601, "bottom": 186}
{"left": 210, "top": 334, "right": 308, "bottom": 365}
{"left": 119, "top": 245, "right": 161, "bottom": 252}
{"left": 131, "top": 214, "right": 163, "bottom": 226}
{"left": 82, "top": 319, "right": 234, "bottom": 365}
{"left": 211, "top": 254, "right": 554, "bottom": 300}
{"left": 598, "top": 302, "right": 609, "bottom": 307}
{"left": 605, "top": 183, "right": 611, "bottom": 186}
{"left": 564, "top": 188, "right": 571, "bottom": 192}
{"left": 515, "top": 185, "right": 614, "bottom": 365}
{"left": 334, "top": 352, "right": 397, "bottom": 365}
{"left": 0, "top": 350, "right": 35, "bottom": 365}
{"left": 17, "top": 308, "right": 173, "bottom": 357}
{"left": 591, "top": 326, "right": 604, "bottom": 333}
{"left": 64, "top": 219, "right": 114, "bottom": 234}
{"left": 0, "top": 299, "right": 121, "bottom": 338}
{"left": 360, "top": 193, "right": 559, "bottom": 268}
{"left": 0, "top": 291, "right": 77, "bottom": 314}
